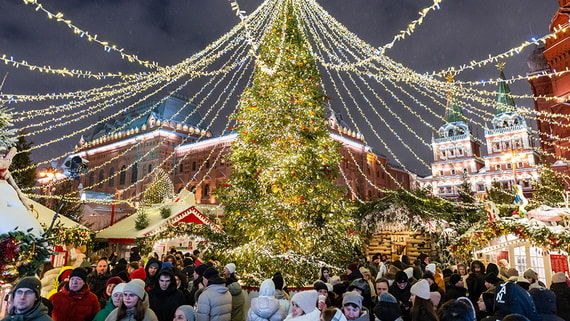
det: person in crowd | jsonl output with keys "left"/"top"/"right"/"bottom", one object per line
{"left": 127, "top": 262, "right": 139, "bottom": 276}
{"left": 148, "top": 267, "right": 185, "bottom": 321}
{"left": 189, "top": 264, "right": 208, "bottom": 307}
{"left": 341, "top": 292, "right": 368, "bottom": 321}
{"left": 144, "top": 258, "right": 162, "bottom": 290}
{"left": 476, "top": 291, "right": 496, "bottom": 320}
{"left": 388, "top": 271, "right": 411, "bottom": 319}
{"left": 423, "top": 271, "right": 445, "bottom": 303}
{"left": 550, "top": 272, "right": 570, "bottom": 321}
{"left": 456, "top": 264, "right": 467, "bottom": 277}
{"left": 46, "top": 267, "right": 73, "bottom": 299}
{"left": 196, "top": 267, "right": 232, "bottom": 321}
{"left": 516, "top": 276, "right": 531, "bottom": 291}
{"left": 2, "top": 277, "right": 52, "bottom": 321}
{"left": 247, "top": 279, "right": 285, "bottom": 321}
{"left": 506, "top": 268, "right": 519, "bottom": 281}
{"left": 99, "top": 276, "right": 123, "bottom": 309}
{"left": 446, "top": 274, "right": 467, "bottom": 301}
{"left": 129, "top": 247, "right": 141, "bottom": 263}
{"left": 409, "top": 279, "right": 437, "bottom": 321}
{"left": 174, "top": 305, "right": 197, "bottom": 321}
{"left": 88, "top": 259, "right": 112, "bottom": 300}
{"left": 384, "top": 266, "right": 400, "bottom": 287}
{"left": 481, "top": 281, "right": 540, "bottom": 321}
{"left": 315, "top": 281, "right": 331, "bottom": 311}
{"left": 182, "top": 258, "right": 195, "bottom": 284}
{"left": 483, "top": 272, "right": 500, "bottom": 292}
{"left": 347, "top": 278, "right": 373, "bottom": 316}
{"left": 374, "top": 292, "right": 403, "bottom": 321}
{"left": 105, "top": 279, "right": 157, "bottom": 321}
{"left": 320, "top": 267, "right": 331, "bottom": 283}
{"left": 524, "top": 269, "right": 546, "bottom": 289}
{"left": 465, "top": 261, "right": 485, "bottom": 307}
{"left": 112, "top": 259, "right": 128, "bottom": 280}
{"left": 497, "top": 259, "right": 510, "bottom": 281}
{"left": 129, "top": 267, "right": 146, "bottom": 282}
{"left": 49, "top": 267, "right": 100, "bottom": 321}
{"left": 412, "top": 260, "right": 423, "bottom": 281}
{"left": 529, "top": 287, "right": 564, "bottom": 321}
{"left": 438, "top": 299, "right": 475, "bottom": 321}
{"left": 285, "top": 291, "right": 319, "bottom": 321}
{"left": 346, "top": 264, "right": 363, "bottom": 283}
{"left": 273, "top": 273, "right": 291, "bottom": 314}
{"left": 369, "top": 255, "right": 380, "bottom": 279}
{"left": 174, "top": 269, "right": 193, "bottom": 305}
{"left": 224, "top": 264, "right": 246, "bottom": 321}
{"left": 359, "top": 267, "right": 377, "bottom": 301}
{"left": 93, "top": 282, "right": 125, "bottom": 321}
{"left": 320, "top": 307, "right": 346, "bottom": 321}
{"left": 375, "top": 278, "right": 389, "bottom": 298}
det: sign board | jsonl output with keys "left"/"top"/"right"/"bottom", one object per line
{"left": 550, "top": 254, "right": 570, "bottom": 274}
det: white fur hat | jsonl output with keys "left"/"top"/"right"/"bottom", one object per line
{"left": 411, "top": 279, "right": 430, "bottom": 300}
{"left": 292, "top": 290, "right": 318, "bottom": 314}
{"left": 225, "top": 263, "right": 236, "bottom": 274}
{"left": 404, "top": 267, "right": 414, "bottom": 279}
{"left": 426, "top": 263, "right": 436, "bottom": 275}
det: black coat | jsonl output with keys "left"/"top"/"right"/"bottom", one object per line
{"left": 148, "top": 269, "right": 186, "bottom": 321}
{"left": 466, "top": 272, "right": 485, "bottom": 306}
{"left": 86, "top": 271, "right": 111, "bottom": 299}
{"left": 445, "top": 284, "right": 466, "bottom": 301}
{"left": 551, "top": 282, "right": 570, "bottom": 321}
{"left": 374, "top": 301, "right": 403, "bottom": 321}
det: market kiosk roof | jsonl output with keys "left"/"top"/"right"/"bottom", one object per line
{"left": 28, "top": 198, "right": 88, "bottom": 229}
{"left": 95, "top": 189, "right": 223, "bottom": 242}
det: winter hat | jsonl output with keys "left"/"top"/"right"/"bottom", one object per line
{"left": 404, "top": 267, "right": 414, "bottom": 280}
{"left": 430, "top": 291, "right": 441, "bottom": 307}
{"left": 552, "top": 272, "right": 567, "bottom": 284}
{"left": 395, "top": 271, "right": 408, "bottom": 283}
{"left": 529, "top": 287, "right": 557, "bottom": 314}
{"left": 330, "top": 275, "right": 341, "bottom": 286}
{"left": 417, "top": 253, "right": 428, "bottom": 263}
{"left": 342, "top": 291, "right": 363, "bottom": 309}
{"left": 484, "top": 272, "right": 500, "bottom": 285}
{"left": 176, "top": 305, "right": 196, "bottom": 321}
{"left": 161, "top": 262, "right": 174, "bottom": 270}
{"left": 123, "top": 279, "right": 145, "bottom": 300}
{"left": 410, "top": 279, "right": 430, "bottom": 300}
{"left": 80, "top": 261, "right": 92, "bottom": 269}
{"left": 292, "top": 290, "right": 318, "bottom": 314}
{"left": 401, "top": 255, "right": 411, "bottom": 266}
{"left": 423, "top": 271, "right": 435, "bottom": 282}
{"left": 523, "top": 269, "right": 538, "bottom": 280}
{"left": 183, "top": 258, "right": 193, "bottom": 267}
{"left": 14, "top": 276, "right": 41, "bottom": 298}
{"left": 507, "top": 268, "right": 519, "bottom": 277}
{"left": 147, "top": 262, "right": 160, "bottom": 270}
{"left": 59, "top": 268, "right": 73, "bottom": 282}
{"left": 106, "top": 276, "right": 123, "bottom": 288}
{"left": 333, "top": 283, "right": 347, "bottom": 297}
{"left": 259, "top": 279, "right": 275, "bottom": 297}
{"left": 486, "top": 263, "right": 499, "bottom": 276}
{"left": 203, "top": 267, "right": 219, "bottom": 280}
{"left": 112, "top": 282, "right": 126, "bottom": 296}
{"left": 69, "top": 267, "right": 88, "bottom": 282}
{"left": 347, "top": 263, "right": 358, "bottom": 272}
{"left": 450, "top": 273, "right": 462, "bottom": 286}
{"left": 129, "top": 267, "right": 147, "bottom": 281}
{"left": 426, "top": 263, "right": 436, "bottom": 275}
{"left": 194, "top": 264, "right": 208, "bottom": 277}
{"left": 314, "top": 280, "right": 328, "bottom": 292}
{"left": 498, "top": 259, "right": 510, "bottom": 268}
{"left": 272, "top": 273, "right": 284, "bottom": 290}
{"left": 516, "top": 276, "right": 530, "bottom": 284}
{"left": 225, "top": 263, "right": 236, "bottom": 274}
{"left": 330, "top": 308, "right": 347, "bottom": 321}
{"left": 379, "top": 292, "right": 397, "bottom": 303}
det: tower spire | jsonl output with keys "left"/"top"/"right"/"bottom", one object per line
{"left": 444, "top": 74, "right": 463, "bottom": 123}
{"left": 496, "top": 61, "right": 516, "bottom": 114}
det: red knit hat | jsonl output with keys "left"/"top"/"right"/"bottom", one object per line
{"left": 347, "top": 263, "right": 358, "bottom": 272}
{"left": 129, "top": 267, "right": 147, "bottom": 281}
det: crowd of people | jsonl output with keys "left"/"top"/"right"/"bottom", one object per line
{"left": 3, "top": 249, "right": 570, "bottom": 321}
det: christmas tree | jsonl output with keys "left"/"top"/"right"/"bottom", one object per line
{"left": 532, "top": 160, "right": 565, "bottom": 208}
{"left": 209, "top": 1, "right": 363, "bottom": 286}
{"left": 143, "top": 168, "right": 174, "bottom": 205}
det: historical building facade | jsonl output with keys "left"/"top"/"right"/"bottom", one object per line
{"left": 42, "top": 94, "right": 411, "bottom": 208}
{"left": 419, "top": 69, "right": 540, "bottom": 199}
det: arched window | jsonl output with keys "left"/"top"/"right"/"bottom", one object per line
{"left": 109, "top": 167, "right": 115, "bottom": 187}
{"left": 99, "top": 170, "right": 104, "bottom": 184}
{"left": 204, "top": 184, "right": 210, "bottom": 197}
{"left": 89, "top": 172, "right": 94, "bottom": 187}
{"left": 131, "top": 163, "right": 138, "bottom": 183}
{"left": 148, "top": 164, "right": 152, "bottom": 174}
{"left": 192, "top": 161, "right": 196, "bottom": 171}
{"left": 119, "top": 165, "right": 126, "bottom": 185}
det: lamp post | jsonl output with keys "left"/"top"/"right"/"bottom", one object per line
{"left": 501, "top": 149, "right": 521, "bottom": 189}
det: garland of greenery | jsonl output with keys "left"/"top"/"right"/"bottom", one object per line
{"left": 0, "top": 229, "right": 51, "bottom": 282}
{"left": 449, "top": 217, "right": 570, "bottom": 260}
{"left": 136, "top": 223, "right": 208, "bottom": 255}
{"left": 41, "top": 222, "right": 95, "bottom": 248}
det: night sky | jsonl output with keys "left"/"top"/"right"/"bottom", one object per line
{"left": 0, "top": 0, "right": 561, "bottom": 176}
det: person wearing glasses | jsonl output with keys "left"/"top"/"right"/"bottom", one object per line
{"left": 3, "top": 276, "right": 53, "bottom": 321}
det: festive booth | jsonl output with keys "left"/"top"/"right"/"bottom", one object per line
{"left": 450, "top": 205, "right": 570, "bottom": 286}
{"left": 96, "top": 189, "right": 222, "bottom": 258}
{"left": 361, "top": 196, "right": 448, "bottom": 261}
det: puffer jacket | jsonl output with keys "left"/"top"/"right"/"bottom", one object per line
{"left": 283, "top": 308, "right": 320, "bottom": 321}
{"left": 46, "top": 267, "right": 74, "bottom": 299}
{"left": 40, "top": 268, "right": 60, "bottom": 298}
{"left": 196, "top": 281, "right": 232, "bottom": 321}
{"left": 551, "top": 282, "right": 570, "bottom": 321}
{"left": 274, "top": 290, "right": 290, "bottom": 315}
{"left": 93, "top": 298, "right": 116, "bottom": 321}
{"left": 227, "top": 281, "right": 246, "bottom": 321}
{"left": 1, "top": 301, "right": 53, "bottom": 321}
{"left": 49, "top": 283, "right": 100, "bottom": 321}
{"left": 104, "top": 292, "right": 157, "bottom": 321}
{"left": 247, "top": 296, "right": 285, "bottom": 321}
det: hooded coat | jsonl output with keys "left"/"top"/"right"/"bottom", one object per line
{"left": 283, "top": 309, "right": 320, "bottom": 321}
{"left": 247, "top": 280, "right": 285, "bottom": 321}
{"left": 551, "top": 281, "right": 570, "bottom": 321}
{"left": 487, "top": 281, "right": 540, "bottom": 321}
{"left": 388, "top": 282, "right": 412, "bottom": 314}
{"left": 46, "top": 267, "right": 74, "bottom": 299}
{"left": 1, "top": 300, "right": 53, "bottom": 321}
{"left": 196, "top": 278, "right": 232, "bottom": 321}
{"left": 466, "top": 260, "right": 486, "bottom": 306}
{"left": 144, "top": 258, "right": 162, "bottom": 290}
{"left": 49, "top": 283, "right": 100, "bottom": 321}
{"left": 87, "top": 270, "right": 112, "bottom": 300}
{"left": 374, "top": 301, "right": 403, "bottom": 321}
{"left": 530, "top": 287, "right": 565, "bottom": 321}
{"left": 227, "top": 281, "right": 247, "bottom": 321}
{"left": 148, "top": 268, "right": 186, "bottom": 321}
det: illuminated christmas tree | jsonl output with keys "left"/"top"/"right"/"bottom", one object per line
{"left": 210, "top": 1, "right": 363, "bottom": 286}
{"left": 143, "top": 168, "right": 174, "bottom": 205}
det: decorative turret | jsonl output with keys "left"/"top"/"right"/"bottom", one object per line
{"left": 438, "top": 74, "right": 470, "bottom": 139}
{"left": 491, "top": 62, "right": 526, "bottom": 130}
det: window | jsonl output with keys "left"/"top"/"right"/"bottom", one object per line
{"left": 439, "top": 170, "right": 444, "bottom": 176}
{"left": 495, "top": 164, "right": 501, "bottom": 171}
{"left": 119, "top": 166, "right": 126, "bottom": 185}
{"left": 148, "top": 164, "right": 152, "bottom": 174}
{"left": 204, "top": 184, "right": 210, "bottom": 197}
{"left": 376, "top": 170, "right": 380, "bottom": 178}
{"left": 192, "top": 161, "right": 196, "bottom": 171}
{"left": 99, "top": 170, "right": 104, "bottom": 184}
{"left": 382, "top": 172, "right": 385, "bottom": 179}
{"left": 131, "top": 163, "right": 138, "bottom": 183}
{"left": 506, "top": 163, "right": 512, "bottom": 170}
{"left": 518, "top": 162, "right": 523, "bottom": 168}
{"left": 109, "top": 167, "right": 115, "bottom": 187}
{"left": 494, "top": 143, "right": 501, "bottom": 151}
{"left": 180, "top": 163, "right": 184, "bottom": 173}
{"left": 450, "top": 169, "right": 456, "bottom": 175}
{"left": 89, "top": 172, "right": 94, "bottom": 187}
{"left": 463, "top": 168, "right": 468, "bottom": 174}
{"left": 439, "top": 187, "right": 445, "bottom": 194}
{"left": 478, "top": 184, "right": 485, "bottom": 191}
{"left": 446, "top": 187, "right": 452, "bottom": 193}
{"left": 457, "top": 147, "right": 464, "bottom": 156}
{"left": 206, "top": 160, "right": 210, "bottom": 168}
{"left": 523, "top": 180, "right": 530, "bottom": 188}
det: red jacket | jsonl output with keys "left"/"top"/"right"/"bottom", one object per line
{"left": 49, "top": 283, "right": 100, "bottom": 321}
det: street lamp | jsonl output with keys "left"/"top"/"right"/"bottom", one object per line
{"left": 501, "top": 149, "right": 521, "bottom": 188}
